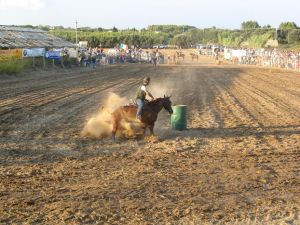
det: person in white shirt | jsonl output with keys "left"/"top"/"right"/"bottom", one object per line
{"left": 135, "top": 77, "right": 154, "bottom": 121}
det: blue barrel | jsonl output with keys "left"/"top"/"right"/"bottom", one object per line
{"left": 171, "top": 105, "right": 187, "bottom": 131}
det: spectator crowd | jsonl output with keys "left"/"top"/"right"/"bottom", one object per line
{"left": 71, "top": 46, "right": 165, "bottom": 68}
{"left": 223, "top": 48, "right": 300, "bottom": 70}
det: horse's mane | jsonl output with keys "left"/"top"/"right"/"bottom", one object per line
{"left": 121, "top": 98, "right": 164, "bottom": 109}
{"left": 147, "top": 98, "right": 164, "bottom": 106}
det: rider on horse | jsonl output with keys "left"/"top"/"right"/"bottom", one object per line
{"left": 136, "top": 77, "right": 154, "bottom": 121}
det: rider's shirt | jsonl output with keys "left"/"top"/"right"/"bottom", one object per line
{"left": 141, "top": 85, "right": 147, "bottom": 92}
{"left": 136, "top": 85, "right": 147, "bottom": 100}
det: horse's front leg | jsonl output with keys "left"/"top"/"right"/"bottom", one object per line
{"left": 140, "top": 123, "right": 147, "bottom": 137}
{"left": 149, "top": 123, "right": 155, "bottom": 136}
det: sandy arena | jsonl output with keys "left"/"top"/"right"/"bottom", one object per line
{"left": 0, "top": 53, "right": 299, "bottom": 224}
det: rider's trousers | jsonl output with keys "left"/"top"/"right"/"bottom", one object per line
{"left": 136, "top": 99, "right": 144, "bottom": 118}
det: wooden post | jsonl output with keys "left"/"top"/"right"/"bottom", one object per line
{"left": 61, "top": 56, "right": 64, "bottom": 68}
{"left": 32, "top": 56, "right": 35, "bottom": 68}
{"left": 43, "top": 56, "right": 46, "bottom": 69}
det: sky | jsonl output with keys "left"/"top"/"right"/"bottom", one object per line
{"left": 0, "top": 0, "right": 299, "bottom": 29}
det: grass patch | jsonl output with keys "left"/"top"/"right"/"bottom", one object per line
{"left": 0, "top": 60, "right": 31, "bottom": 75}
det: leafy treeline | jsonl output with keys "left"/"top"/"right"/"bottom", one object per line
{"left": 49, "top": 29, "right": 169, "bottom": 48}
{"left": 146, "top": 25, "right": 196, "bottom": 37}
{"left": 19, "top": 22, "right": 300, "bottom": 49}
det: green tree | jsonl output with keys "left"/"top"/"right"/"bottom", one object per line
{"left": 262, "top": 25, "right": 272, "bottom": 29}
{"left": 171, "top": 34, "right": 192, "bottom": 48}
{"left": 22, "top": 24, "right": 35, "bottom": 29}
{"left": 279, "top": 22, "right": 298, "bottom": 30}
{"left": 78, "top": 27, "right": 93, "bottom": 32}
{"left": 112, "top": 26, "right": 118, "bottom": 32}
{"left": 278, "top": 22, "right": 299, "bottom": 44}
{"left": 54, "top": 25, "right": 65, "bottom": 30}
{"left": 241, "top": 21, "right": 260, "bottom": 30}
{"left": 288, "top": 30, "right": 300, "bottom": 44}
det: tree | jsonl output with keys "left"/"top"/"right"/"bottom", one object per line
{"left": 262, "top": 25, "right": 272, "bottom": 29}
{"left": 171, "top": 34, "right": 192, "bottom": 48}
{"left": 277, "top": 22, "right": 299, "bottom": 44}
{"left": 37, "top": 25, "right": 50, "bottom": 31}
{"left": 22, "top": 24, "right": 35, "bottom": 29}
{"left": 288, "top": 30, "right": 300, "bottom": 44}
{"left": 54, "top": 25, "right": 65, "bottom": 30}
{"left": 241, "top": 21, "right": 260, "bottom": 30}
{"left": 112, "top": 26, "right": 118, "bottom": 32}
{"left": 279, "top": 22, "right": 298, "bottom": 30}
{"left": 78, "top": 27, "right": 95, "bottom": 32}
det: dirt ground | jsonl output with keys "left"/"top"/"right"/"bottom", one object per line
{"left": 0, "top": 53, "right": 300, "bottom": 224}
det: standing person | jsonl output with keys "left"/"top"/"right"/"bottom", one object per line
{"left": 91, "top": 51, "right": 97, "bottom": 68}
{"left": 156, "top": 51, "right": 160, "bottom": 65}
{"left": 152, "top": 51, "right": 157, "bottom": 66}
{"left": 173, "top": 53, "right": 177, "bottom": 64}
{"left": 146, "top": 51, "right": 150, "bottom": 64}
{"left": 136, "top": 77, "right": 154, "bottom": 121}
{"left": 167, "top": 55, "right": 171, "bottom": 64}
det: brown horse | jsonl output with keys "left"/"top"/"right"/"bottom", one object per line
{"left": 176, "top": 51, "right": 185, "bottom": 61}
{"left": 111, "top": 96, "right": 173, "bottom": 140}
{"left": 190, "top": 53, "right": 199, "bottom": 61}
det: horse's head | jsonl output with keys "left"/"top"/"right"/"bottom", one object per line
{"left": 162, "top": 95, "right": 173, "bottom": 115}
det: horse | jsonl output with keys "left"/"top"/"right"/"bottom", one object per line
{"left": 111, "top": 96, "right": 173, "bottom": 140}
{"left": 176, "top": 51, "right": 185, "bottom": 61}
{"left": 190, "top": 53, "right": 199, "bottom": 61}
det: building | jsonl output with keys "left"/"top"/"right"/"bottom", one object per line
{"left": 0, "top": 26, "right": 74, "bottom": 49}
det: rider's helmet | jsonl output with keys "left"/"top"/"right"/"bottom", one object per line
{"left": 143, "top": 77, "right": 151, "bottom": 85}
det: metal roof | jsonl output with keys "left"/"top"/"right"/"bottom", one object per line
{"left": 0, "top": 26, "right": 75, "bottom": 48}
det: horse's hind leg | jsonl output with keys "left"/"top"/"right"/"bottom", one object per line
{"left": 112, "top": 119, "right": 119, "bottom": 141}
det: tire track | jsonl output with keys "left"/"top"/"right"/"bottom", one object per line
{"left": 238, "top": 71, "right": 300, "bottom": 116}
{"left": 0, "top": 66, "right": 151, "bottom": 116}
{"left": 0, "top": 66, "right": 144, "bottom": 111}
{"left": 234, "top": 79, "right": 299, "bottom": 125}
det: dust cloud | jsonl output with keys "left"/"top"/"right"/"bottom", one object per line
{"left": 150, "top": 80, "right": 176, "bottom": 101}
{"left": 81, "top": 93, "right": 129, "bottom": 138}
